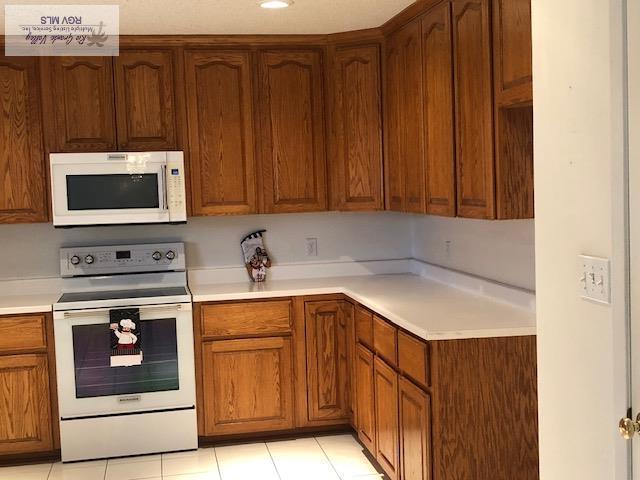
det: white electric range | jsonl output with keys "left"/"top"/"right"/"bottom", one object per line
{"left": 53, "top": 242, "right": 197, "bottom": 462}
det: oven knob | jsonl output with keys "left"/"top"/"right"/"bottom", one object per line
{"left": 70, "top": 255, "right": 81, "bottom": 266}
{"left": 85, "top": 255, "right": 94, "bottom": 265}
{"left": 166, "top": 250, "right": 176, "bottom": 261}
{"left": 152, "top": 251, "right": 162, "bottom": 261}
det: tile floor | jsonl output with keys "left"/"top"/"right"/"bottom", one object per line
{"left": 0, "top": 434, "right": 383, "bottom": 480}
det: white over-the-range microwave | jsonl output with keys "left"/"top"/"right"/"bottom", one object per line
{"left": 50, "top": 151, "right": 187, "bottom": 227}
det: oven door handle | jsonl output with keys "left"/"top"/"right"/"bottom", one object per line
{"left": 61, "top": 303, "right": 189, "bottom": 319}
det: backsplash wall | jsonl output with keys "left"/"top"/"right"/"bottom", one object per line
{"left": 0, "top": 212, "right": 412, "bottom": 280}
{"left": 411, "top": 216, "right": 536, "bottom": 291}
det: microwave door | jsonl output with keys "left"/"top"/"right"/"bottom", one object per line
{"left": 52, "top": 162, "right": 169, "bottom": 226}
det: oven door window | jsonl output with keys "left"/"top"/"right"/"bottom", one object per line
{"left": 66, "top": 174, "right": 160, "bottom": 210}
{"left": 72, "top": 318, "right": 178, "bottom": 398}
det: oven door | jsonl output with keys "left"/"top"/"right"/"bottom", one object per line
{"left": 53, "top": 303, "right": 195, "bottom": 418}
{"left": 50, "top": 152, "right": 169, "bottom": 226}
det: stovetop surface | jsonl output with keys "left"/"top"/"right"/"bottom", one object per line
{"left": 57, "top": 286, "right": 189, "bottom": 304}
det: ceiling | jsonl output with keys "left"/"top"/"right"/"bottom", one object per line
{"left": 0, "top": 0, "right": 416, "bottom": 35}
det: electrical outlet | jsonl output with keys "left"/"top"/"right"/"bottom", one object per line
{"left": 305, "top": 238, "right": 318, "bottom": 257}
{"left": 578, "top": 254, "right": 611, "bottom": 305}
{"left": 445, "top": 240, "right": 452, "bottom": 258}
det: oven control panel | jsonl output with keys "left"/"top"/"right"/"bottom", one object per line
{"left": 60, "top": 243, "right": 185, "bottom": 277}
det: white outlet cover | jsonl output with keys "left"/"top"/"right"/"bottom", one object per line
{"left": 578, "top": 254, "right": 611, "bottom": 305}
{"left": 305, "top": 238, "right": 318, "bottom": 257}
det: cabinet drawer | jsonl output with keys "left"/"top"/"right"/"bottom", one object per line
{"left": 398, "top": 331, "right": 429, "bottom": 387}
{"left": 0, "top": 314, "right": 47, "bottom": 353}
{"left": 355, "top": 305, "right": 374, "bottom": 348}
{"left": 373, "top": 315, "right": 397, "bottom": 366}
{"left": 201, "top": 301, "right": 292, "bottom": 338}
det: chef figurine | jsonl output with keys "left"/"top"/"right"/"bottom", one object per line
{"left": 110, "top": 319, "right": 138, "bottom": 350}
{"left": 248, "top": 246, "right": 271, "bottom": 282}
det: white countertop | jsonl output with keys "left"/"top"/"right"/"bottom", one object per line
{"left": 190, "top": 273, "right": 536, "bottom": 341}
{"left": 0, "top": 293, "right": 57, "bottom": 315}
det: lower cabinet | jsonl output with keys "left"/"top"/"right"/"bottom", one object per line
{"left": 201, "top": 337, "right": 294, "bottom": 435}
{"left": 355, "top": 344, "right": 376, "bottom": 452}
{"left": 0, "top": 313, "right": 58, "bottom": 458}
{"left": 399, "top": 377, "right": 432, "bottom": 480}
{"left": 374, "top": 356, "right": 400, "bottom": 480}
{"left": 0, "top": 354, "right": 53, "bottom": 455}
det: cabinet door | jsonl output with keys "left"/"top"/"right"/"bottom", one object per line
{"left": 330, "top": 45, "right": 383, "bottom": 211}
{"left": 399, "top": 377, "right": 431, "bottom": 480}
{"left": 202, "top": 337, "right": 294, "bottom": 435}
{"left": 399, "top": 20, "right": 426, "bottom": 214}
{"left": 452, "top": 0, "right": 495, "bottom": 219}
{"left": 0, "top": 354, "right": 53, "bottom": 455}
{"left": 258, "top": 50, "right": 327, "bottom": 213}
{"left": 0, "top": 57, "right": 48, "bottom": 223}
{"left": 384, "top": 33, "right": 405, "bottom": 211}
{"left": 422, "top": 2, "right": 456, "bottom": 217}
{"left": 355, "top": 344, "right": 376, "bottom": 453}
{"left": 185, "top": 50, "right": 257, "bottom": 215}
{"left": 47, "top": 57, "right": 116, "bottom": 152}
{"left": 493, "top": 0, "right": 532, "bottom": 106}
{"left": 305, "top": 301, "right": 350, "bottom": 423}
{"left": 374, "top": 356, "right": 400, "bottom": 480}
{"left": 114, "top": 49, "right": 178, "bottom": 150}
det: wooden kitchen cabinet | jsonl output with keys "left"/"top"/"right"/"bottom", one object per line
{"left": 398, "top": 377, "right": 431, "bottom": 480}
{"left": 0, "top": 313, "right": 58, "bottom": 459}
{"left": 0, "top": 354, "right": 53, "bottom": 455}
{"left": 114, "top": 49, "right": 179, "bottom": 151}
{"left": 493, "top": 0, "right": 533, "bottom": 106}
{"left": 374, "top": 356, "right": 400, "bottom": 480}
{"left": 355, "top": 343, "right": 376, "bottom": 453}
{"left": 185, "top": 50, "right": 257, "bottom": 216}
{"left": 422, "top": 2, "right": 456, "bottom": 217}
{"left": 257, "top": 49, "right": 327, "bottom": 213}
{"left": 329, "top": 44, "right": 383, "bottom": 211}
{"left": 304, "top": 301, "right": 351, "bottom": 423}
{"left": 384, "top": 19, "right": 426, "bottom": 214}
{"left": 45, "top": 56, "right": 117, "bottom": 152}
{"left": 0, "top": 56, "right": 48, "bottom": 223}
{"left": 201, "top": 337, "right": 294, "bottom": 435}
{"left": 452, "top": 0, "right": 495, "bottom": 219}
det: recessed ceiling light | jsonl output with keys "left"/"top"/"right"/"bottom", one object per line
{"left": 260, "top": 0, "right": 292, "bottom": 9}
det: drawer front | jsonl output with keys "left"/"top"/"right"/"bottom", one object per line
{"left": 355, "top": 305, "right": 374, "bottom": 348}
{"left": 398, "top": 331, "right": 429, "bottom": 387}
{"left": 201, "top": 300, "right": 292, "bottom": 338}
{"left": 0, "top": 314, "right": 47, "bottom": 353}
{"left": 373, "top": 315, "right": 397, "bottom": 366}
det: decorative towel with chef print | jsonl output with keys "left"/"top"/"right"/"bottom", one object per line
{"left": 241, "top": 230, "right": 272, "bottom": 282}
{"left": 110, "top": 308, "right": 143, "bottom": 367}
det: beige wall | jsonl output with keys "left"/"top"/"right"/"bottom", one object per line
{"left": 533, "top": 0, "right": 628, "bottom": 478}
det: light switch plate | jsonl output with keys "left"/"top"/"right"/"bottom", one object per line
{"left": 305, "top": 237, "right": 318, "bottom": 257}
{"left": 579, "top": 255, "right": 611, "bottom": 305}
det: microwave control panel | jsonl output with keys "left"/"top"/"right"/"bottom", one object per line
{"left": 59, "top": 242, "right": 185, "bottom": 277}
{"left": 166, "top": 153, "right": 187, "bottom": 222}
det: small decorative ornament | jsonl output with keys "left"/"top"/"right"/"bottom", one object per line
{"left": 109, "top": 308, "right": 143, "bottom": 367}
{"left": 241, "top": 230, "right": 272, "bottom": 282}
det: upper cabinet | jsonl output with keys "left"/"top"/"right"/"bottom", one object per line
{"left": 452, "top": 0, "right": 495, "bottom": 219}
{"left": 45, "top": 56, "right": 117, "bottom": 152}
{"left": 0, "top": 57, "right": 48, "bottom": 223}
{"left": 329, "top": 45, "right": 383, "bottom": 211}
{"left": 493, "top": 0, "right": 533, "bottom": 106}
{"left": 385, "top": 20, "right": 426, "bottom": 214}
{"left": 421, "top": 2, "right": 456, "bottom": 217}
{"left": 257, "top": 49, "right": 328, "bottom": 213}
{"left": 184, "top": 50, "right": 257, "bottom": 216}
{"left": 114, "top": 49, "right": 178, "bottom": 151}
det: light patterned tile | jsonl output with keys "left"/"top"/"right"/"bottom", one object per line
{"left": 315, "top": 435, "right": 379, "bottom": 479}
{"left": 266, "top": 437, "right": 339, "bottom": 480}
{"left": 47, "top": 464, "right": 106, "bottom": 480}
{"left": 0, "top": 463, "right": 51, "bottom": 480}
{"left": 161, "top": 449, "right": 219, "bottom": 477}
{"left": 163, "top": 473, "right": 222, "bottom": 480}
{"left": 214, "top": 443, "right": 278, "bottom": 480}
{"left": 108, "top": 454, "right": 162, "bottom": 465}
{"left": 105, "top": 458, "right": 161, "bottom": 480}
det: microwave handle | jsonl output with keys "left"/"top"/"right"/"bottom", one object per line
{"left": 161, "top": 165, "right": 168, "bottom": 211}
